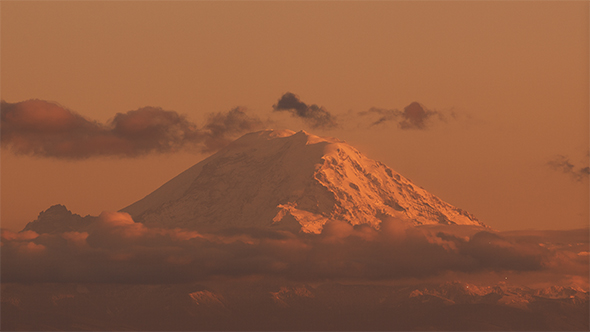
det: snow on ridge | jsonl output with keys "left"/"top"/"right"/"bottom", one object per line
{"left": 122, "top": 129, "right": 484, "bottom": 232}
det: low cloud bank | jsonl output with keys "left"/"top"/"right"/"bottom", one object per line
{"left": 3, "top": 207, "right": 586, "bottom": 284}
{"left": 1, "top": 100, "right": 263, "bottom": 158}
{"left": 273, "top": 92, "right": 338, "bottom": 129}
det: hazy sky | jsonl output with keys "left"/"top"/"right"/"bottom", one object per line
{"left": 1, "top": 1, "right": 588, "bottom": 231}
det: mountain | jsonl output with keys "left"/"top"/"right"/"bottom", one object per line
{"left": 121, "top": 129, "right": 484, "bottom": 232}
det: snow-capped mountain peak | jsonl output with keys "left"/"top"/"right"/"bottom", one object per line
{"left": 121, "top": 130, "right": 484, "bottom": 232}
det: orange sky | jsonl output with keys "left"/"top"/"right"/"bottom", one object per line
{"left": 1, "top": 1, "right": 588, "bottom": 231}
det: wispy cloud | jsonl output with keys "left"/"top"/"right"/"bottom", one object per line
{"left": 273, "top": 92, "right": 337, "bottom": 129}
{"left": 547, "top": 155, "right": 589, "bottom": 182}
{"left": 1, "top": 100, "right": 264, "bottom": 159}
{"left": 360, "top": 102, "right": 448, "bottom": 130}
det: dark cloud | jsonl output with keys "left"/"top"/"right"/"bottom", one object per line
{"left": 1, "top": 100, "right": 264, "bottom": 159}
{"left": 3, "top": 207, "right": 580, "bottom": 284}
{"left": 273, "top": 92, "right": 337, "bottom": 129}
{"left": 547, "top": 155, "right": 589, "bottom": 182}
{"left": 400, "top": 102, "right": 431, "bottom": 129}
{"left": 437, "top": 231, "right": 547, "bottom": 271}
{"left": 361, "top": 107, "right": 401, "bottom": 126}
{"left": 360, "top": 102, "right": 446, "bottom": 130}
{"left": 201, "top": 107, "right": 264, "bottom": 153}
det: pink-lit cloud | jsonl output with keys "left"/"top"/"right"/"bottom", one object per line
{"left": 1, "top": 100, "right": 264, "bottom": 159}
{"left": 3, "top": 206, "right": 586, "bottom": 284}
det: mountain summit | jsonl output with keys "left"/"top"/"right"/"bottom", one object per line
{"left": 121, "top": 130, "right": 484, "bottom": 233}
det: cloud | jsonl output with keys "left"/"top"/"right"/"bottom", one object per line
{"left": 1, "top": 229, "right": 39, "bottom": 241}
{"left": 437, "top": 230, "right": 547, "bottom": 271}
{"left": 273, "top": 92, "right": 337, "bottom": 129}
{"left": 400, "top": 102, "right": 433, "bottom": 129}
{"left": 1, "top": 100, "right": 264, "bottom": 159}
{"left": 201, "top": 107, "right": 265, "bottom": 153}
{"left": 3, "top": 206, "right": 581, "bottom": 284}
{"left": 360, "top": 102, "right": 446, "bottom": 130}
{"left": 547, "top": 155, "right": 589, "bottom": 182}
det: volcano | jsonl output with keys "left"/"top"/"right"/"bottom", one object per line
{"left": 121, "top": 130, "right": 484, "bottom": 233}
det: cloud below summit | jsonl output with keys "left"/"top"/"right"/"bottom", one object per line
{"left": 3, "top": 206, "right": 585, "bottom": 284}
{"left": 1, "top": 100, "right": 264, "bottom": 159}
